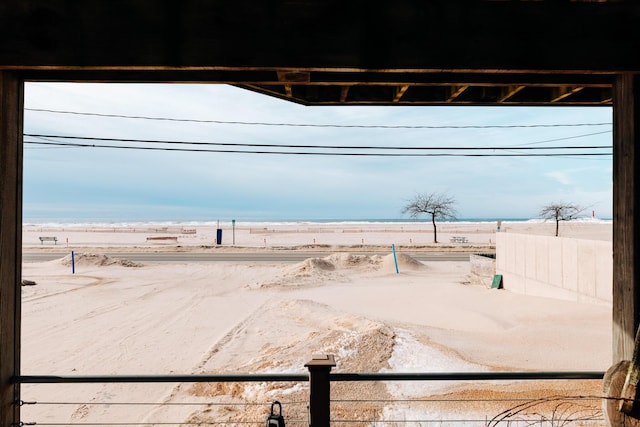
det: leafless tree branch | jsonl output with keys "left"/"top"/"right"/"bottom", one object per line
{"left": 402, "top": 192, "right": 457, "bottom": 243}
{"left": 539, "top": 202, "right": 584, "bottom": 236}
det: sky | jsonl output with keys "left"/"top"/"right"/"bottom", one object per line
{"left": 22, "top": 82, "right": 613, "bottom": 222}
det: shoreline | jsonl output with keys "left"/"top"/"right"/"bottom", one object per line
{"left": 21, "top": 217, "right": 612, "bottom": 226}
{"left": 22, "top": 220, "right": 612, "bottom": 251}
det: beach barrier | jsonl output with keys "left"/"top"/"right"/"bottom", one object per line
{"left": 249, "top": 228, "right": 333, "bottom": 234}
{"left": 32, "top": 226, "right": 189, "bottom": 234}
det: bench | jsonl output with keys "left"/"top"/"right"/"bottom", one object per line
{"left": 450, "top": 236, "right": 468, "bottom": 243}
{"left": 146, "top": 236, "right": 178, "bottom": 242}
{"left": 39, "top": 236, "right": 58, "bottom": 245}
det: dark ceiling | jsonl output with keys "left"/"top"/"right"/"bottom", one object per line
{"left": 2, "top": 1, "right": 638, "bottom": 106}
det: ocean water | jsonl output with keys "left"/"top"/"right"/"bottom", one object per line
{"left": 22, "top": 217, "right": 612, "bottom": 228}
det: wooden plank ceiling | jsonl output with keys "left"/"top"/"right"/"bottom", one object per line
{"left": 235, "top": 71, "right": 613, "bottom": 106}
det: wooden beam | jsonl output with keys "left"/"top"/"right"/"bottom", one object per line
{"left": 550, "top": 86, "right": 584, "bottom": 103}
{"left": 276, "top": 70, "right": 310, "bottom": 83}
{"left": 498, "top": 85, "right": 525, "bottom": 103}
{"left": 613, "top": 73, "right": 640, "bottom": 362}
{"left": 447, "top": 85, "right": 468, "bottom": 103}
{"left": 18, "top": 69, "right": 614, "bottom": 87}
{"left": 392, "top": 85, "right": 409, "bottom": 103}
{"left": 340, "top": 86, "right": 350, "bottom": 103}
{"left": 0, "top": 71, "right": 23, "bottom": 427}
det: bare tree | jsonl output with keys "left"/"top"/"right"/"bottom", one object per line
{"left": 539, "top": 202, "right": 583, "bottom": 237}
{"left": 402, "top": 192, "right": 457, "bottom": 243}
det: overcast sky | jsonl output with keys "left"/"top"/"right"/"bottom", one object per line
{"left": 22, "top": 83, "right": 613, "bottom": 223}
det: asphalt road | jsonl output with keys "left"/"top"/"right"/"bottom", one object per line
{"left": 22, "top": 251, "right": 473, "bottom": 263}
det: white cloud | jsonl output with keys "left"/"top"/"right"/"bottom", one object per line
{"left": 544, "top": 171, "right": 572, "bottom": 186}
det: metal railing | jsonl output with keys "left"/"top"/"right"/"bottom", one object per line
{"left": 15, "top": 361, "right": 607, "bottom": 427}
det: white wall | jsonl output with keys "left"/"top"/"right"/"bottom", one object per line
{"left": 496, "top": 233, "right": 612, "bottom": 304}
{"left": 469, "top": 254, "right": 496, "bottom": 288}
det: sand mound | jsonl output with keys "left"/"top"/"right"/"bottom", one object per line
{"left": 323, "top": 252, "right": 424, "bottom": 273}
{"left": 248, "top": 258, "right": 339, "bottom": 289}
{"left": 380, "top": 253, "right": 426, "bottom": 272}
{"left": 324, "top": 253, "right": 382, "bottom": 269}
{"left": 288, "top": 257, "right": 336, "bottom": 273}
{"left": 248, "top": 253, "right": 377, "bottom": 289}
{"left": 189, "top": 299, "right": 396, "bottom": 424}
{"left": 249, "top": 252, "right": 425, "bottom": 289}
{"left": 59, "top": 252, "right": 142, "bottom": 268}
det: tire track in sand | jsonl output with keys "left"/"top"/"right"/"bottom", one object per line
{"left": 21, "top": 275, "right": 114, "bottom": 303}
{"left": 137, "top": 298, "right": 277, "bottom": 425}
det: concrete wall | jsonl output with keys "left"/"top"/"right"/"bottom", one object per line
{"left": 469, "top": 254, "right": 496, "bottom": 288}
{"left": 496, "top": 233, "right": 612, "bottom": 304}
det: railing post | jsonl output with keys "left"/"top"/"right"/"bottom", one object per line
{"left": 305, "top": 354, "right": 336, "bottom": 427}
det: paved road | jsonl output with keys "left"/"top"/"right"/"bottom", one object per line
{"left": 22, "top": 251, "right": 474, "bottom": 263}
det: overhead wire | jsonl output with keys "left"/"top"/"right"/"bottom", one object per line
{"left": 25, "top": 108, "right": 612, "bottom": 130}
{"left": 23, "top": 133, "right": 612, "bottom": 152}
{"left": 510, "top": 130, "right": 611, "bottom": 146}
{"left": 24, "top": 108, "right": 612, "bottom": 157}
{"left": 23, "top": 140, "right": 612, "bottom": 157}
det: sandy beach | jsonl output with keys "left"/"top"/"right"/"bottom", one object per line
{"left": 22, "top": 219, "right": 612, "bottom": 250}
{"left": 20, "top": 220, "right": 612, "bottom": 425}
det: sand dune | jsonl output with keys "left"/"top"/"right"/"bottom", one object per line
{"left": 248, "top": 252, "right": 427, "bottom": 290}
{"left": 59, "top": 252, "right": 144, "bottom": 268}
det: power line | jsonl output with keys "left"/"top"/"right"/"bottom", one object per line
{"left": 24, "top": 108, "right": 612, "bottom": 130}
{"left": 24, "top": 134, "right": 612, "bottom": 151}
{"left": 24, "top": 140, "right": 613, "bottom": 157}
{"left": 512, "top": 130, "right": 611, "bottom": 146}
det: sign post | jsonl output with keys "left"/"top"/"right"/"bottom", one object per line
{"left": 232, "top": 219, "right": 236, "bottom": 245}
{"left": 392, "top": 244, "right": 399, "bottom": 274}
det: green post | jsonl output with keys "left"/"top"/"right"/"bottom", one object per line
{"left": 392, "top": 244, "right": 399, "bottom": 274}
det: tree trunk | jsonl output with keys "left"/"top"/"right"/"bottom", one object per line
{"left": 555, "top": 219, "right": 559, "bottom": 237}
{"left": 432, "top": 214, "right": 437, "bottom": 243}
